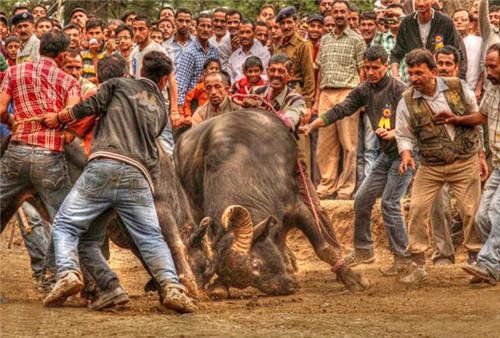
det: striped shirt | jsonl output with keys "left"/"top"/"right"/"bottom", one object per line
{"left": 480, "top": 83, "right": 500, "bottom": 167}
{"left": 316, "top": 28, "right": 366, "bottom": 89}
{"left": 80, "top": 49, "right": 105, "bottom": 80}
{"left": 0, "top": 57, "right": 80, "bottom": 151}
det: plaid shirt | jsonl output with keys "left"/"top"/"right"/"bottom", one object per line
{"left": 374, "top": 31, "right": 409, "bottom": 83}
{"left": 0, "top": 57, "right": 80, "bottom": 151}
{"left": 316, "top": 28, "right": 366, "bottom": 89}
{"left": 480, "top": 83, "right": 500, "bottom": 167}
{"left": 175, "top": 38, "right": 219, "bottom": 106}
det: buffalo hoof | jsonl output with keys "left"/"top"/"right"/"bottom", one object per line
{"left": 335, "top": 266, "right": 370, "bottom": 291}
{"left": 207, "top": 284, "right": 229, "bottom": 300}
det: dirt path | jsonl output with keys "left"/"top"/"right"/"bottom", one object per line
{"left": 1, "top": 201, "right": 499, "bottom": 337}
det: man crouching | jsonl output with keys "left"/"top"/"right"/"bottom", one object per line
{"left": 41, "top": 50, "right": 197, "bottom": 313}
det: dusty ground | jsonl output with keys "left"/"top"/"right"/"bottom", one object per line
{"left": 1, "top": 200, "right": 499, "bottom": 337}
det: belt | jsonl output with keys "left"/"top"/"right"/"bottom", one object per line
{"left": 9, "top": 140, "right": 59, "bottom": 153}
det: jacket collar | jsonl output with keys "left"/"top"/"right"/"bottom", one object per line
{"left": 413, "top": 76, "right": 448, "bottom": 99}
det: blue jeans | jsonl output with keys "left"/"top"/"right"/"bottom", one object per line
{"left": 356, "top": 114, "right": 380, "bottom": 188}
{"left": 52, "top": 159, "right": 180, "bottom": 287}
{"left": 475, "top": 167, "right": 500, "bottom": 280}
{"left": 353, "top": 153, "right": 414, "bottom": 256}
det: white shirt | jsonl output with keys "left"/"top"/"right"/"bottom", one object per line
{"left": 208, "top": 32, "right": 232, "bottom": 71}
{"left": 463, "top": 35, "right": 483, "bottom": 90}
{"left": 395, "top": 77, "right": 479, "bottom": 153}
{"left": 130, "top": 40, "right": 167, "bottom": 78}
{"left": 227, "top": 39, "right": 270, "bottom": 83}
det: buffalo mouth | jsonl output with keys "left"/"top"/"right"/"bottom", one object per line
{"left": 257, "top": 278, "right": 299, "bottom": 296}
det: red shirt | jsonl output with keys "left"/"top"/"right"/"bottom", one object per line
{"left": 0, "top": 57, "right": 80, "bottom": 151}
{"left": 231, "top": 76, "right": 266, "bottom": 95}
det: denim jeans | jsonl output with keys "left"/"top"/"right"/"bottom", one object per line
{"left": 17, "top": 202, "right": 51, "bottom": 279}
{"left": 353, "top": 152, "right": 414, "bottom": 256}
{"left": 52, "top": 159, "right": 180, "bottom": 288}
{"left": 475, "top": 167, "right": 500, "bottom": 280}
{"left": 356, "top": 114, "right": 380, "bottom": 189}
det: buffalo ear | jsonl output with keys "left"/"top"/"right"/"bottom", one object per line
{"left": 252, "top": 216, "right": 278, "bottom": 243}
{"left": 189, "top": 217, "right": 213, "bottom": 247}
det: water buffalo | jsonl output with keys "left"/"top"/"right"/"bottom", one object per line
{"left": 174, "top": 108, "right": 368, "bottom": 297}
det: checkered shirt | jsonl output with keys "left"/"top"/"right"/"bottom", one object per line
{"left": 316, "top": 28, "right": 366, "bottom": 89}
{"left": 480, "top": 84, "right": 500, "bottom": 167}
{"left": 0, "top": 57, "right": 80, "bottom": 151}
{"left": 175, "top": 39, "right": 219, "bottom": 106}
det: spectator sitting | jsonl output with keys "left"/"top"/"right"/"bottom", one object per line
{"left": 231, "top": 56, "right": 266, "bottom": 95}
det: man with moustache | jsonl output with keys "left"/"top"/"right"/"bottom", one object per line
{"left": 12, "top": 12, "right": 39, "bottom": 64}
{"left": 163, "top": 8, "right": 195, "bottom": 68}
{"left": 209, "top": 8, "right": 232, "bottom": 70}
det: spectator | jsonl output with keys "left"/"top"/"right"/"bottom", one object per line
{"left": 63, "top": 24, "right": 81, "bottom": 50}
{"left": 209, "top": 8, "right": 231, "bottom": 70}
{"left": 4, "top": 36, "right": 20, "bottom": 67}
{"left": 348, "top": 6, "right": 361, "bottom": 31}
{"left": 81, "top": 19, "right": 106, "bottom": 83}
{"left": 478, "top": 0, "right": 500, "bottom": 86}
{"left": 255, "top": 21, "right": 269, "bottom": 48}
{"left": 314, "top": 0, "right": 366, "bottom": 200}
{"left": 324, "top": 15, "right": 335, "bottom": 33}
{"left": 114, "top": 24, "right": 134, "bottom": 67}
{"left": 121, "top": 10, "right": 137, "bottom": 26}
{"left": 70, "top": 8, "right": 88, "bottom": 30}
{"left": 150, "top": 27, "right": 164, "bottom": 44}
{"left": 267, "top": 17, "right": 282, "bottom": 53}
{"left": 12, "top": 12, "right": 39, "bottom": 64}
{"left": 231, "top": 56, "right": 266, "bottom": 94}
{"left": 157, "top": 17, "right": 175, "bottom": 41}
{"left": 227, "top": 9, "right": 243, "bottom": 51}
{"left": 359, "top": 12, "right": 377, "bottom": 46}
{"left": 159, "top": 6, "right": 176, "bottom": 21}
{"left": 319, "top": 0, "right": 334, "bottom": 16}
{"left": 35, "top": 17, "right": 53, "bottom": 38}
{"left": 228, "top": 19, "right": 270, "bottom": 83}
{"left": 164, "top": 8, "right": 194, "bottom": 68}
{"left": 31, "top": 5, "right": 47, "bottom": 22}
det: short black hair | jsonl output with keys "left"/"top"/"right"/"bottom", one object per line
{"left": 434, "top": 46, "right": 461, "bottom": 65}
{"left": 121, "top": 10, "right": 136, "bottom": 22}
{"left": 486, "top": 42, "right": 500, "bottom": 56}
{"left": 4, "top": 35, "right": 20, "bottom": 47}
{"left": 175, "top": 7, "right": 192, "bottom": 19}
{"left": 256, "top": 20, "right": 268, "bottom": 28}
{"left": 134, "top": 15, "right": 152, "bottom": 28}
{"left": 452, "top": 8, "right": 473, "bottom": 22}
{"left": 36, "top": 16, "right": 53, "bottom": 28}
{"left": 240, "top": 18, "right": 255, "bottom": 29}
{"left": 115, "top": 24, "right": 133, "bottom": 38}
{"left": 159, "top": 6, "right": 175, "bottom": 18}
{"left": 203, "top": 57, "right": 221, "bottom": 70}
{"left": 243, "top": 56, "right": 264, "bottom": 71}
{"left": 269, "top": 54, "right": 292, "bottom": 72}
{"left": 386, "top": 3, "right": 405, "bottom": 11}
{"left": 63, "top": 23, "right": 79, "bottom": 32}
{"left": 213, "top": 8, "right": 228, "bottom": 16}
{"left": 332, "top": 0, "right": 350, "bottom": 10}
{"left": 490, "top": 5, "right": 500, "bottom": 13}
{"left": 197, "top": 13, "right": 212, "bottom": 25}
{"left": 86, "top": 18, "right": 105, "bottom": 31}
{"left": 205, "top": 71, "right": 230, "bottom": 86}
{"left": 260, "top": 4, "right": 275, "bottom": 13}
{"left": 141, "top": 51, "right": 173, "bottom": 83}
{"left": 39, "top": 30, "right": 69, "bottom": 58}
{"left": 98, "top": 54, "right": 129, "bottom": 83}
{"left": 364, "top": 45, "right": 388, "bottom": 64}
{"left": 405, "top": 48, "right": 437, "bottom": 70}
{"left": 226, "top": 9, "right": 242, "bottom": 20}
{"left": 360, "top": 11, "right": 376, "bottom": 22}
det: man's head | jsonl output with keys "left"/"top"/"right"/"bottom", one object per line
{"left": 415, "top": 0, "right": 435, "bottom": 16}
{"left": 319, "top": 0, "right": 334, "bottom": 16}
{"left": 239, "top": 19, "right": 255, "bottom": 50}
{"left": 5, "top": 36, "right": 21, "bottom": 61}
{"left": 86, "top": 19, "right": 106, "bottom": 49}
{"left": 385, "top": 4, "right": 404, "bottom": 34}
{"left": 359, "top": 12, "right": 377, "bottom": 44}
{"left": 255, "top": 21, "right": 269, "bottom": 46}
{"left": 115, "top": 24, "right": 134, "bottom": 52}
{"left": 204, "top": 72, "right": 229, "bottom": 107}
{"left": 203, "top": 58, "right": 221, "bottom": 76}
{"left": 63, "top": 24, "right": 81, "bottom": 49}
{"left": 159, "top": 6, "right": 175, "bottom": 21}
{"left": 141, "top": 51, "right": 173, "bottom": 90}
{"left": 70, "top": 8, "right": 88, "bottom": 29}
{"left": 0, "top": 15, "right": 9, "bottom": 40}
{"left": 212, "top": 8, "right": 227, "bottom": 38}
{"left": 150, "top": 28, "right": 164, "bottom": 44}
{"left": 348, "top": 9, "right": 360, "bottom": 30}
{"left": 39, "top": 30, "right": 70, "bottom": 66}
{"left": 324, "top": 15, "right": 335, "bottom": 32}
{"left": 331, "top": 0, "right": 350, "bottom": 29}
{"left": 62, "top": 50, "right": 83, "bottom": 79}
{"left": 485, "top": 43, "right": 500, "bottom": 85}
{"left": 452, "top": 9, "right": 472, "bottom": 35}
{"left": 276, "top": 7, "right": 297, "bottom": 39}
{"left": 36, "top": 17, "right": 53, "bottom": 38}
{"left": 489, "top": 5, "right": 500, "bottom": 28}
{"left": 405, "top": 48, "right": 438, "bottom": 93}
{"left": 196, "top": 14, "right": 213, "bottom": 43}
{"left": 243, "top": 56, "right": 264, "bottom": 85}
{"left": 174, "top": 8, "right": 192, "bottom": 37}
{"left": 258, "top": 4, "right": 275, "bottom": 22}
{"left": 470, "top": 0, "right": 480, "bottom": 21}
{"left": 121, "top": 11, "right": 137, "bottom": 26}
{"left": 363, "top": 45, "right": 389, "bottom": 83}
{"left": 435, "top": 46, "right": 460, "bottom": 77}
{"left": 133, "top": 15, "right": 152, "bottom": 46}
{"left": 98, "top": 54, "right": 129, "bottom": 83}
{"left": 307, "top": 15, "right": 324, "bottom": 41}
{"left": 226, "top": 10, "right": 242, "bottom": 35}
{"left": 32, "top": 5, "right": 47, "bottom": 22}
{"left": 267, "top": 54, "right": 291, "bottom": 92}
{"left": 157, "top": 18, "right": 174, "bottom": 40}
{"left": 12, "top": 4, "right": 29, "bottom": 16}
{"left": 12, "top": 12, "right": 35, "bottom": 43}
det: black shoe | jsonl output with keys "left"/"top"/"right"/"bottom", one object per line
{"left": 89, "top": 286, "right": 129, "bottom": 310}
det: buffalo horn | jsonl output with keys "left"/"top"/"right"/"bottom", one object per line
{"left": 221, "top": 205, "right": 254, "bottom": 254}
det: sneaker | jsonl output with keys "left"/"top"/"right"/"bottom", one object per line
{"left": 89, "top": 286, "right": 129, "bottom": 311}
{"left": 434, "top": 258, "right": 454, "bottom": 266}
{"left": 344, "top": 250, "right": 375, "bottom": 267}
{"left": 379, "top": 256, "right": 412, "bottom": 276}
{"left": 43, "top": 271, "right": 83, "bottom": 307}
{"left": 161, "top": 284, "right": 198, "bottom": 313}
{"left": 399, "top": 264, "right": 428, "bottom": 284}
{"left": 462, "top": 264, "right": 497, "bottom": 286}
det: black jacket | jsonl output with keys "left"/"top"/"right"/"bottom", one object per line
{"left": 320, "top": 75, "right": 407, "bottom": 159}
{"left": 71, "top": 77, "right": 168, "bottom": 191}
{"left": 390, "top": 11, "right": 466, "bottom": 78}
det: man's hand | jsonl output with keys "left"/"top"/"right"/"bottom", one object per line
{"left": 230, "top": 34, "right": 240, "bottom": 51}
{"left": 399, "top": 150, "right": 416, "bottom": 175}
{"left": 434, "top": 111, "right": 461, "bottom": 125}
{"left": 375, "top": 128, "right": 395, "bottom": 140}
{"left": 241, "top": 97, "right": 261, "bottom": 108}
{"left": 170, "top": 112, "right": 182, "bottom": 129}
{"left": 479, "top": 152, "right": 489, "bottom": 182}
{"left": 299, "top": 123, "right": 314, "bottom": 136}
{"left": 474, "top": 86, "right": 482, "bottom": 102}
{"left": 105, "top": 39, "right": 117, "bottom": 55}
{"left": 182, "top": 115, "right": 192, "bottom": 126}
{"left": 42, "top": 113, "right": 60, "bottom": 129}
{"left": 301, "top": 108, "right": 312, "bottom": 125}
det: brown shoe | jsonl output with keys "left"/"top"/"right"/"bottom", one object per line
{"left": 462, "top": 264, "right": 497, "bottom": 286}
{"left": 379, "top": 256, "right": 412, "bottom": 276}
{"left": 43, "top": 271, "right": 83, "bottom": 307}
{"left": 161, "top": 283, "right": 198, "bottom": 313}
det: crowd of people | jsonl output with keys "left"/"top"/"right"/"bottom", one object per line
{"left": 0, "top": 0, "right": 498, "bottom": 313}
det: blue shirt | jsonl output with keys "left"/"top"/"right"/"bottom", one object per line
{"left": 175, "top": 39, "right": 219, "bottom": 106}
{"left": 163, "top": 34, "right": 195, "bottom": 69}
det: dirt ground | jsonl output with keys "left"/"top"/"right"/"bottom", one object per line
{"left": 1, "top": 200, "right": 499, "bottom": 337}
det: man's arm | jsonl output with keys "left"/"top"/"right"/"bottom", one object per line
{"left": 479, "top": 0, "right": 491, "bottom": 39}
{"left": 354, "top": 38, "right": 367, "bottom": 83}
{"left": 175, "top": 52, "right": 195, "bottom": 106}
{"left": 395, "top": 98, "right": 417, "bottom": 174}
{"left": 435, "top": 81, "right": 486, "bottom": 125}
{"left": 0, "top": 92, "right": 12, "bottom": 127}
{"left": 390, "top": 21, "right": 408, "bottom": 76}
{"left": 300, "top": 41, "right": 316, "bottom": 108}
